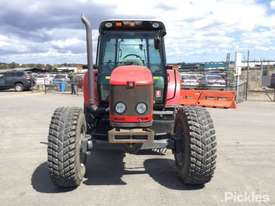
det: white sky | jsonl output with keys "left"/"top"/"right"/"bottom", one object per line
{"left": 0, "top": 0, "right": 275, "bottom": 63}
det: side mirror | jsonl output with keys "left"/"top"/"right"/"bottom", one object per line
{"left": 154, "top": 36, "right": 161, "bottom": 50}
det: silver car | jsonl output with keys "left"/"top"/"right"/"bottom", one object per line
{"left": 181, "top": 73, "right": 200, "bottom": 87}
{"left": 205, "top": 74, "right": 226, "bottom": 87}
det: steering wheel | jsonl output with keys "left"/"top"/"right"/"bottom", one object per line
{"left": 122, "top": 54, "right": 144, "bottom": 65}
{"left": 122, "top": 54, "right": 143, "bottom": 61}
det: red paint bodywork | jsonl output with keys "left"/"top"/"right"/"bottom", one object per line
{"left": 111, "top": 114, "right": 152, "bottom": 123}
{"left": 110, "top": 65, "right": 153, "bottom": 124}
{"left": 83, "top": 65, "right": 182, "bottom": 110}
{"left": 83, "top": 70, "right": 99, "bottom": 106}
{"left": 110, "top": 65, "right": 153, "bottom": 86}
{"left": 165, "top": 66, "right": 181, "bottom": 107}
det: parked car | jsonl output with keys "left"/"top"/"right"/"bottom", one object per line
{"left": 181, "top": 73, "right": 200, "bottom": 87}
{"left": 53, "top": 74, "right": 70, "bottom": 84}
{"left": 203, "top": 74, "right": 226, "bottom": 88}
{"left": 269, "top": 73, "right": 275, "bottom": 88}
{"left": 0, "top": 70, "right": 34, "bottom": 92}
{"left": 35, "top": 73, "right": 55, "bottom": 85}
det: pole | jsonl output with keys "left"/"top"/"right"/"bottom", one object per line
{"left": 237, "top": 75, "right": 240, "bottom": 102}
{"left": 260, "top": 59, "right": 263, "bottom": 88}
{"left": 245, "top": 50, "right": 250, "bottom": 100}
{"left": 226, "top": 53, "right": 230, "bottom": 89}
{"left": 235, "top": 51, "right": 240, "bottom": 102}
{"left": 44, "top": 78, "right": 46, "bottom": 94}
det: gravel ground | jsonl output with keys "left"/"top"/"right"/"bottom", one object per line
{"left": 0, "top": 92, "right": 274, "bottom": 206}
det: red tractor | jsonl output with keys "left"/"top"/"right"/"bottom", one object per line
{"left": 47, "top": 15, "right": 217, "bottom": 188}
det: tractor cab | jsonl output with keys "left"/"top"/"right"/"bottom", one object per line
{"left": 96, "top": 20, "right": 167, "bottom": 107}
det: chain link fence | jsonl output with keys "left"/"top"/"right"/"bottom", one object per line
{"left": 179, "top": 65, "right": 275, "bottom": 103}
{"left": 179, "top": 67, "right": 237, "bottom": 89}
{"left": 31, "top": 74, "right": 83, "bottom": 94}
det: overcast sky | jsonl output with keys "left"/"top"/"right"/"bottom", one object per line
{"left": 0, "top": 0, "right": 275, "bottom": 64}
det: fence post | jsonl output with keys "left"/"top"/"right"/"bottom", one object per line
{"left": 260, "top": 60, "right": 263, "bottom": 88}
{"left": 245, "top": 50, "right": 250, "bottom": 101}
{"left": 44, "top": 78, "right": 47, "bottom": 94}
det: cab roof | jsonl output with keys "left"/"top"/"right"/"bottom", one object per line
{"left": 99, "top": 20, "right": 166, "bottom": 36}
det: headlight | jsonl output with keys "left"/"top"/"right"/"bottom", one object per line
{"left": 115, "top": 102, "right": 126, "bottom": 114}
{"left": 136, "top": 103, "right": 147, "bottom": 114}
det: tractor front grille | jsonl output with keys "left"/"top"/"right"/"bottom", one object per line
{"left": 110, "top": 85, "right": 153, "bottom": 116}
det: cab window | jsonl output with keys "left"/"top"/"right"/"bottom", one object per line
{"left": 99, "top": 32, "right": 164, "bottom": 74}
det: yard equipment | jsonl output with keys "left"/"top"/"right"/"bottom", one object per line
{"left": 47, "top": 16, "right": 217, "bottom": 188}
{"left": 180, "top": 89, "right": 237, "bottom": 108}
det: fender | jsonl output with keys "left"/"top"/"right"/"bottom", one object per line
{"left": 165, "top": 66, "right": 181, "bottom": 106}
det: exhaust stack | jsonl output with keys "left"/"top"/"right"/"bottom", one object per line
{"left": 81, "top": 14, "right": 97, "bottom": 110}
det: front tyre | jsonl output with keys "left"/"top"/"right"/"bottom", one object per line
{"left": 47, "top": 107, "right": 87, "bottom": 188}
{"left": 174, "top": 106, "right": 217, "bottom": 185}
{"left": 15, "top": 83, "right": 24, "bottom": 92}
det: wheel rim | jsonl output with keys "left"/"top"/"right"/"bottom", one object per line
{"left": 80, "top": 125, "right": 86, "bottom": 163}
{"left": 80, "top": 163, "right": 86, "bottom": 178}
{"left": 79, "top": 124, "right": 87, "bottom": 177}
{"left": 15, "top": 85, "right": 22, "bottom": 91}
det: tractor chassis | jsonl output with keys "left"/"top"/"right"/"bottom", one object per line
{"left": 83, "top": 106, "right": 177, "bottom": 152}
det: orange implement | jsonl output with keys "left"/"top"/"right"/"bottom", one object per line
{"left": 180, "top": 90, "right": 201, "bottom": 106}
{"left": 180, "top": 89, "right": 236, "bottom": 109}
{"left": 198, "top": 90, "right": 236, "bottom": 108}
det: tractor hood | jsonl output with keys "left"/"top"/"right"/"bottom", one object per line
{"left": 110, "top": 65, "right": 153, "bottom": 86}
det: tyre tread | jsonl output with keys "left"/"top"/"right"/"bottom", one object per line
{"left": 48, "top": 107, "right": 83, "bottom": 188}
{"left": 176, "top": 106, "right": 217, "bottom": 185}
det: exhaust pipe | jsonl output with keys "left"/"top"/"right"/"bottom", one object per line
{"left": 81, "top": 14, "right": 97, "bottom": 110}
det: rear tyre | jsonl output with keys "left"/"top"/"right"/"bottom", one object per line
{"left": 48, "top": 107, "right": 87, "bottom": 188}
{"left": 174, "top": 106, "right": 217, "bottom": 185}
{"left": 15, "top": 83, "right": 24, "bottom": 92}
